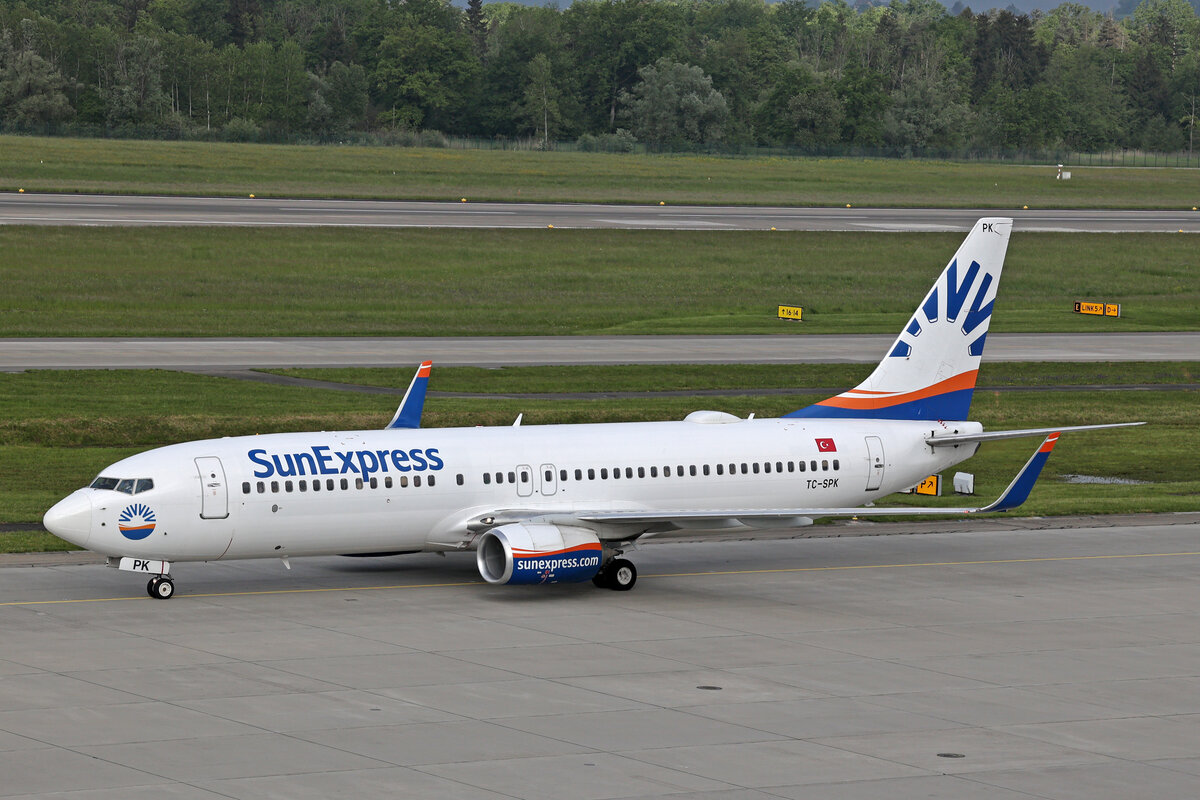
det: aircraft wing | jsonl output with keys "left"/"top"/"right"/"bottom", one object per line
{"left": 472, "top": 432, "right": 1069, "bottom": 541}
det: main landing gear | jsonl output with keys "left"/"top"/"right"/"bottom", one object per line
{"left": 147, "top": 575, "right": 175, "bottom": 599}
{"left": 592, "top": 558, "right": 637, "bottom": 591}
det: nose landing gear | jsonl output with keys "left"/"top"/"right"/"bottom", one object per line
{"left": 147, "top": 575, "right": 175, "bottom": 599}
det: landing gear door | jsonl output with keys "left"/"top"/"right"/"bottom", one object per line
{"left": 865, "top": 436, "right": 885, "bottom": 491}
{"left": 195, "top": 456, "right": 230, "bottom": 519}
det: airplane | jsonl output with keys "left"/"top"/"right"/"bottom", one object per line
{"left": 43, "top": 218, "right": 1141, "bottom": 599}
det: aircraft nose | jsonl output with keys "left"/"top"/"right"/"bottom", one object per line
{"left": 43, "top": 491, "right": 92, "bottom": 547}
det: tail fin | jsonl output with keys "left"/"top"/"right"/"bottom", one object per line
{"left": 787, "top": 218, "right": 1012, "bottom": 422}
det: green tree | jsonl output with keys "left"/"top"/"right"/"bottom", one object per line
{"left": 0, "top": 31, "right": 74, "bottom": 126}
{"left": 622, "top": 58, "right": 729, "bottom": 147}
{"left": 520, "top": 52, "right": 560, "bottom": 147}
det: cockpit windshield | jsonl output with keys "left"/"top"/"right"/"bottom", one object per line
{"left": 90, "top": 476, "right": 154, "bottom": 494}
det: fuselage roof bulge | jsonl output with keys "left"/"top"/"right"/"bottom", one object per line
{"left": 43, "top": 218, "right": 1142, "bottom": 598}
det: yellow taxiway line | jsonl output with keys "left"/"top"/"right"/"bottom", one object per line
{"left": 2, "top": 551, "right": 1198, "bottom": 606}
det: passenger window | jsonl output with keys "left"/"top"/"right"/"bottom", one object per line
{"left": 798, "top": 461, "right": 806, "bottom": 472}
{"left": 752, "top": 463, "right": 760, "bottom": 474}
{"left": 545, "top": 470, "right": 553, "bottom": 482}
{"left": 385, "top": 477, "right": 393, "bottom": 488}
{"left": 116, "top": 479, "right": 135, "bottom": 494}
{"left": 664, "top": 466, "right": 671, "bottom": 477}
{"left": 355, "top": 478, "right": 363, "bottom": 489}
{"left": 560, "top": 469, "right": 567, "bottom": 481}
{"left": 764, "top": 462, "right": 772, "bottom": 474}
{"left": 312, "top": 480, "right": 321, "bottom": 492}
{"left": 400, "top": 476, "right": 409, "bottom": 487}
{"left": 716, "top": 463, "right": 724, "bottom": 475}
{"left": 787, "top": 462, "right": 795, "bottom": 473}
{"left": 428, "top": 475, "right": 435, "bottom": 487}
{"left": 650, "top": 466, "right": 658, "bottom": 477}
{"left": 369, "top": 477, "right": 378, "bottom": 489}
{"left": 414, "top": 475, "right": 422, "bottom": 487}
{"left": 340, "top": 478, "right": 348, "bottom": 490}
{"left": 457, "top": 474, "right": 465, "bottom": 486}
{"left": 729, "top": 463, "right": 736, "bottom": 474}
{"left": 612, "top": 468, "right": 621, "bottom": 480}
{"left": 508, "top": 472, "right": 516, "bottom": 483}
{"left": 638, "top": 466, "right": 645, "bottom": 478}
{"left": 702, "top": 464, "right": 710, "bottom": 476}
{"left": 810, "top": 460, "right": 817, "bottom": 471}
{"left": 822, "top": 460, "right": 829, "bottom": 471}
{"left": 690, "top": 465, "right": 697, "bottom": 476}
{"left": 285, "top": 481, "right": 293, "bottom": 492}
{"left": 135, "top": 478, "right": 154, "bottom": 493}
{"left": 242, "top": 482, "right": 251, "bottom": 494}
{"left": 520, "top": 470, "right": 529, "bottom": 483}
{"left": 776, "top": 461, "right": 783, "bottom": 473}
{"left": 575, "top": 469, "right": 583, "bottom": 480}
{"left": 271, "top": 481, "right": 279, "bottom": 493}
{"left": 741, "top": 463, "right": 748, "bottom": 474}
{"left": 625, "top": 467, "right": 633, "bottom": 478}
{"left": 299, "top": 480, "right": 308, "bottom": 492}
{"left": 833, "top": 459, "right": 840, "bottom": 470}
{"left": 483, "top": 473, "right": 491, "bottom": 485}
{"left": 601, "top": 468, "right": 608, "bottom": 479}
{"left": 327, "top": 479, "right": 335, "bottom": 490}
{"left": 257, "top": 481, "right": 265, "bottom": 493}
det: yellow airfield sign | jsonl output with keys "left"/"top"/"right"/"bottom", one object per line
{"left": 777, "top": 304, "right": 803, "bottom": 321}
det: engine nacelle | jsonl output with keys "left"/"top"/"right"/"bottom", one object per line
{"left": 476, "top": 523, "right": 603, "bottom": 585}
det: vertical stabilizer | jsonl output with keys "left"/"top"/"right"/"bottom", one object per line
{"left": 386, "top": 361, "right": 432, "bottom": 429}
{"left": 787, "top": 218, "right": 1012, "bottom": 421}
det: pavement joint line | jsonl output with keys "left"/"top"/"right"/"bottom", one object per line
{"left": 4, "top": 551, "right": 1197, "bottom": 606}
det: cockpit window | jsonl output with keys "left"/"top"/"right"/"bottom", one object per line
{"left": 90, "top": 476, "right": 119, "bottom": 490}
{"left": 115, "top": 479, "right": 136, "bottom": 494}
{"left": 134, "top": 479, "right": 154, "bottom": 493}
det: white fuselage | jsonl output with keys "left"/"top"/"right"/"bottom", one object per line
{"left": 50, "top": 415, "right": 981, "bottom": 563}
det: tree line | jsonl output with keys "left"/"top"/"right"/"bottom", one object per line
{"left": 2, "top": 0, "right": 1199, "bottom": 154}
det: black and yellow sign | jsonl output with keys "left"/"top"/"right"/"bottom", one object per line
{"left": 777, "top": 304, "right": 803, "bottom": 321}
{"left": 910, "top": 474, "right": 941, "bottom": 497}
{"left": 1074, "top": 301, "right": 1121, "bottom": 318}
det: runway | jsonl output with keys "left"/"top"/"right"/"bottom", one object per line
{"left": 2, "top": 192, "right": 1199, "bottom": 231}
{"left": 3, "top": 332, "right": 1196, "bottom": 371}
{"left": 2, "top": 514, "right": 1198, "bottom": 799}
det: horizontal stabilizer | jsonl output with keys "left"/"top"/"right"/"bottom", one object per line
{"left": 927, "top": 421, "right": 1144, "bottom": 447}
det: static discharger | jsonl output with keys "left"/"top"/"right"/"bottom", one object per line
{"left": 1074, "top": 301, "right": 1121, "bottom": 318}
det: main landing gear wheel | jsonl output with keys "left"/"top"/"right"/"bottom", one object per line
{"left": 147, "top": 576, "right": 175, "bottom": 599}
{"left": 592, "top": 559, "right": 637, "bottom": 591}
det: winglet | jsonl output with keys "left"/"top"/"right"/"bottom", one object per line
{"left": 385, "top": 361, "right": 432, "bottom": 430}
{"left": 976, "top": 432, "right": 1060, "bottom": 512}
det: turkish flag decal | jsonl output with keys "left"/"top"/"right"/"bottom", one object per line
{"left": 815, "top": 438, "right": 837, "bottom": 452}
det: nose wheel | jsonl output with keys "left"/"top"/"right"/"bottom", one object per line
{"left": 147, "top": 576, "right": 175, "bottom": 599}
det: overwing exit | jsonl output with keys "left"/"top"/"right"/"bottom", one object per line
{"left": 43, "top": 219, "right": 1142, "bottom": 598}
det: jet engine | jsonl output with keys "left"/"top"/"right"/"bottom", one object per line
{"left": 476, "top": 523, "right": 603, "bottom": 585}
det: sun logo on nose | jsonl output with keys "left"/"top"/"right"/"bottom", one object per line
{"left": 118, "top": 503, "right": 156, "bottom": 540}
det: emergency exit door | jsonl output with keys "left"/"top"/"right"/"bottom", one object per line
{"left": 864, "top": 436, "right": 885, "bottom": 491}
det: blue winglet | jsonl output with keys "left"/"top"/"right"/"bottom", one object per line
{"left": 386, "top": 361, "right": 432, "bottom": 430}
{"left": 978, "top": 432, "right": 1060, "bottom": 512}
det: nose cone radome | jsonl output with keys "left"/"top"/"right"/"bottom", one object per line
{"left": 43, "top": 491, "right": 92, "bottom": 547}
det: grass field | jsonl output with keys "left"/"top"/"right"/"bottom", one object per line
{"left": 269, "top": 362, "right": 1200, "bottom": 393}
{"left": 2, "top": 227, "right": 1197, "bottom": 336}
{"left": 3, "top": 135, "right": 1200, "bottom": 208}
{"left": 2, "top": 368, "right": 1195, "bottom": 552}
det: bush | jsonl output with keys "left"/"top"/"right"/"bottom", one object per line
{"left": 222, "top": 117, "right": 261, "bottom": 143}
